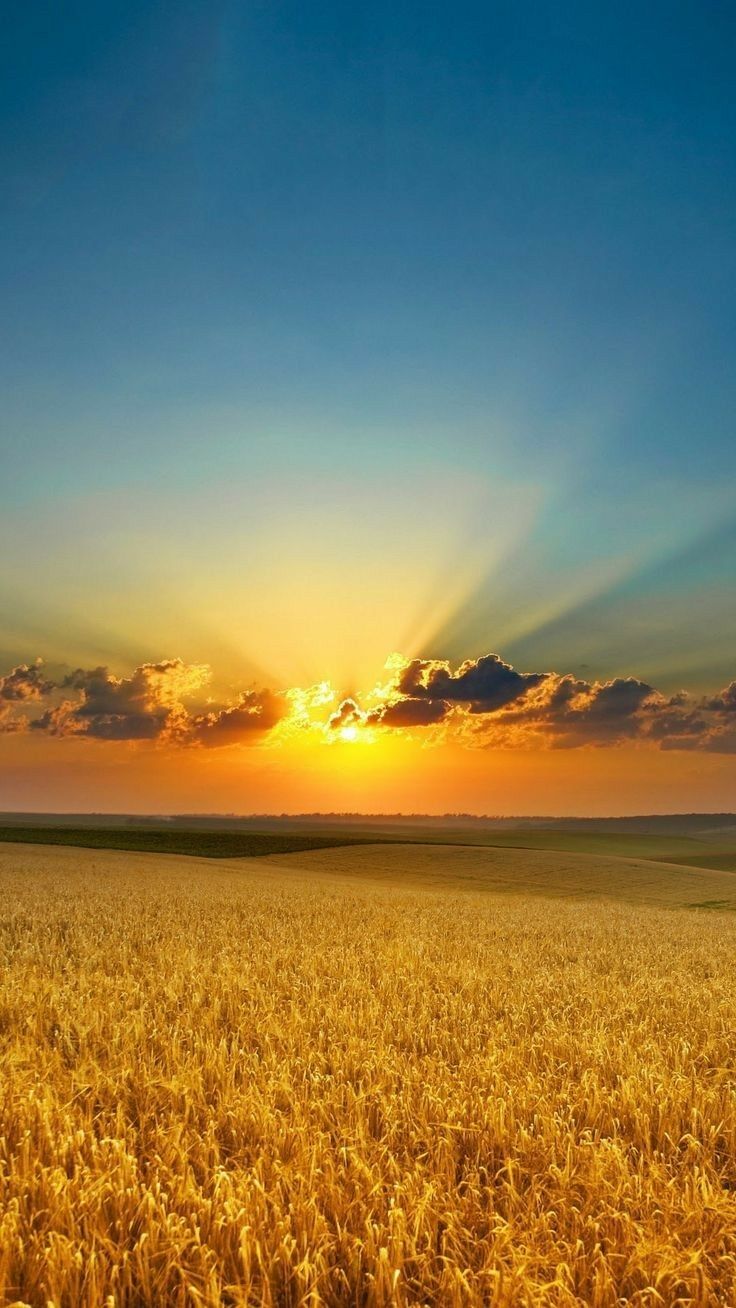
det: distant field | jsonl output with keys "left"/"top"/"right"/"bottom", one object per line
{"left": 1, "top": 841, "right": 734, "bottom": 1306}
{"left": 0, "top": 825, "right": 379, "bottom": 859}
{"left": 268, "top": 840, "right": 736, "bottom": 909}
{"left": 4, "top": 819, "right": 736, "bottom": 873}
{"left": 416, "top": 826, "right": 736, "bottom": 873}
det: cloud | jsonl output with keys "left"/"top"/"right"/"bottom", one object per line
{"left": 397, "top": 653, "right": 547, "bottom": 712}
{"left": 0, "top": 660, "right": 53, "bottom": 703}
{"left": 30, "top": 702, "right": 87, "bottom": 738}
{"left": 366, "top": 697, "right": 450, "bottom": 727}
{"left": 696, "top": 731, "right": 736, "bottom": 754}
{"left": 0, "top": 713, "right": 31, "bottom": 735}
{"left": 15, "top": 657, "right": 285, "bottom": 748}
{"left": 0, "top": 660, "right": 55, "bottom": 733}
{"left": 38, "top": 660, "right": 211, "bottom": 741}
{"left": 366, "top": 652, "right": 736, "bottom": 752}
{"left": 191, "top": 690, "right": 286, "bottom": 746}
{"left": 496, "top": 673, "right": 660, "bottom": 747}
{"left": 326, "top": 699, "right": 365, "bottom": 731}
{"left": 703, "top": 681, "right": 736, "bottom": 715}
{"left": 659, "top": 729, "right": 736, "bottom": 754}
{"left": 4, "top": 648, "right": 736, "bottom": 755}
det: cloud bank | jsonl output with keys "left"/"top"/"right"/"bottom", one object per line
{"left": 366, "top": 654, "right": 736, "bottom": 754}
{"left": 1, "top": 651, "right": 735, "bottom": 753}
{"left": 1, "top": 658, "right": 286, "bottom": 747}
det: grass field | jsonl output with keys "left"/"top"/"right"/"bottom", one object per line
{"left": 265, "top": 841, "right": 736, "bottom": 908}
{"left": 1, "top": 840, "right": 735, "bottom": 1306}
{"left": 422, "top": 828, "right": 736, "bottom": 875}
{"left": 0, "top": 826, "right": 379, "bottom": 860}
{"left": 3, "top": 820, "right": 736, "bottom": 874}
{"left": 334, "top": 825, "right": 736, "bottom": 874}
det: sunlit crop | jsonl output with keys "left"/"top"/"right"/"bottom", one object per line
{"left": 1, "top": 844, "right": 735, "bottom": 1306}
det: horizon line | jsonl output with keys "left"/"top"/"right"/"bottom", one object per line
{"left": 2, "top": 809, "right": 735, "bottom": 823}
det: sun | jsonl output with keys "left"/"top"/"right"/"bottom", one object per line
{"left": 339, "top": 724, "right": 359, "bottom": 743}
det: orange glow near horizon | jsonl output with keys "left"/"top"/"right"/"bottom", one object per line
{"left": 2, "top": 647, "right": 735, "bottom": 815}
{"left": 3, "top": 723, "right": 736, "bottom": 818}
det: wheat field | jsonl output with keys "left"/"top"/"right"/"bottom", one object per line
{"left": 1, "top": 841, "right": 735, "bottom": 1307}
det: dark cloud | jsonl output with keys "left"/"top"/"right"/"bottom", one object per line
{"left": 22, "top": 659, "right": 285, "bottom": 748}
{"left": 4, "top": 648, "right": 736, "bottom": 755}
{"left": 326, "top": 699, "right": 365, "bottom": 731}
{"left": 578, "top": 678, "right": 655, "bottom": 723}
{"left": 30, "top": 703, "right": 85, "bottom": 737}
{"left": 496, "top": 672, "right": 736, "bottom": 750}
{"left": 0, "top": 661, "right": 54, "bottom": 703}
{"left": 0, "top": 660, "right": 55, "bottom": 733}
{"left": 398, "top": 654, "right": 547, "bottom": 713}
{"left": 191, "top": 690, "right": 286, "bottom": 746}
{"left": 40, "top": 660, "right": 207, "bottom": 741}
{"left": 645, "top": 707, "right": 709, "bottom": 742}
{"left": 659, "top": 726, "right": 736, "bottom": 754}
{"left": 453, "top": 672, "right": 661, "bottom": 749}
{"left": 699, "top": 731, "right": 736, "bottom": 754}
{"left": 545, "top": 676, "right": 658, "bottom": 745}
{"left": 32, "top": 702, "right": 163, "bottom": 740}
{"left": 0, "top": 713, "right": 30, "bottom": 735}
{"left": 367, "top": 697, "right": 450, "bottom": 728}
{"left": 703, "top": 681, "right": 736, "bottom": 714}
{"left": 368, "top": 652, "right": 736, "bottom": 752}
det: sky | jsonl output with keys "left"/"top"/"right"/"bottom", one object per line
{"left": 1, "top": 1, "right": 736, "bottom": 814}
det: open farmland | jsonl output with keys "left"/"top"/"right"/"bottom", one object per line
{"left": 5, "top": 819, "right": 736, "bottom": 876}
{"left": 413, "top": 828, "right": 736, "bottom": 876}
{"left": 1, "top": 841, "right": 735, "bottom": 1306}
{"left": 265, "top": 840, "right": 736, "bottom": 908}
{"left": 0, "top": 825, "right": 379, "bottom": 860}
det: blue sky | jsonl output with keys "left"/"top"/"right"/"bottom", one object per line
{"left": 2, "top": 1, "right": 735, "bottom": 694}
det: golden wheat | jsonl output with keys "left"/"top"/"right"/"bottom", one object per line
{"left": 0, "top": 842, "right": 735, "bottom": 1307}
